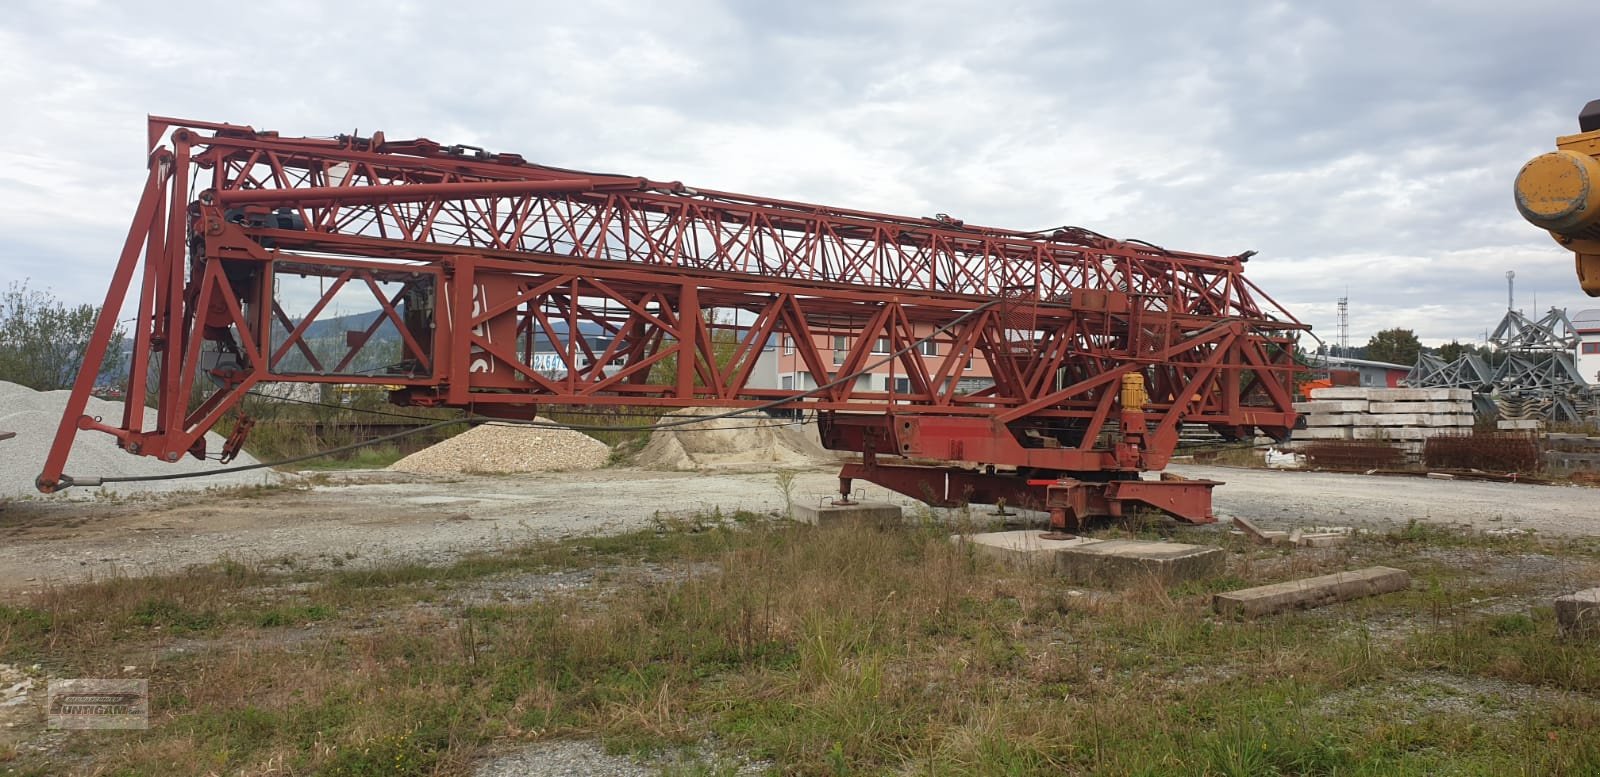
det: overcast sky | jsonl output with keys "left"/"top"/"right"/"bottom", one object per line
{"left": 2, "top": 0, "right": 1598, "bottom": 348}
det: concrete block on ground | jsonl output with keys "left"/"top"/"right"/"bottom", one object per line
{"left": 1499, "top": 420, "right": 1542, "bottom": 431}
{"left": 960, "top": 531, "right": 1224, "bottom": 587}
{"left": 1231, "top": 516, "right": 1269, "bottom": 542}
{"left": 959, "top": 531, "right": 1096, "bottom": 572}
{"left": 1556, "top": 588, "right": 1600, "bottom": 636}
{"left": 1294, "top": 400, "right": 1369, "bottom": 413}
{"left": 1057, "top": 539, "right": 1225, "bottom": 587}
{"left": 1213, "top": 566, "right": 1410, "bottom": 617}
{"left": 792, "top": 501, "right": 902, "bottom": 527}
{"left": 1298, "top": 532, "right": 1348, "bottom": 548}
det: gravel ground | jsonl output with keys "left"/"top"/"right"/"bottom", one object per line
{"left": 473, "top": 740, "right": 766, "bottom": 777}
{"left": 0, "top": 464, "right": 1593, "bottom": 594}
{"left": 1171, "top": 463, "right": 1598, "bottom": 535}
{"left": 473, "top": 741, "right": 657, "bottom": 777}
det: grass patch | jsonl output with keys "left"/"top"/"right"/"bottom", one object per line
{"left": 8, "top": 519, "right": 1600, "bottom": 774}
{"left": 292, "top": 442, "right": 409, "bottom": 470}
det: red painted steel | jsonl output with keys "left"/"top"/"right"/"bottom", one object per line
{"left": 38, "top": 118, "right": 1307, "bottom": 528}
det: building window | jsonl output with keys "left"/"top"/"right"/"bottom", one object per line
{"left": 1584, "top": 342, "right": 1600, "bottom": 354}
{"left": 781, "top": 375, "right": 794, "bottom": 390}
{"left": 782, "top": 335, "right": 793, "bottom": 355}
{"left": 894, "top": 377, "right": 911, "bottom": 393}
{"left": 873, "top": 337, "right": 890, "bottom": 354}
{"left": 833, "top": 335, "right": 848, "bottom": 365}
{"left": 919, "top": 339, "right": 937, "bottom": 356}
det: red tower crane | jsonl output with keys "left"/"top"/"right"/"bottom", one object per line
{"left": 38, "top": 117, "right": 1306, "bottom": 531}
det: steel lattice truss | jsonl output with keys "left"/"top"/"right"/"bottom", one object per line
{"left": 1406, "top": 353, "right": 1493, "bottom": 391}
{"left": 41, "top": 118, "right": 1306, "bottom": 528}
{"left": 1408, "top": 308, "right": 1597, "bottom": 423}
{"left": 1489, "top": 308, "right": 1579, "bottom": 351}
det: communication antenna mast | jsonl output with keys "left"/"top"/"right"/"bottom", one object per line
{"left": 1335, "top": 295, "right": 1349, "bottom": 357}
{"left": 1506, "top": 270, "right": 1515, "bottom": 311}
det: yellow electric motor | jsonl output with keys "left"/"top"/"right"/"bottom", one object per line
{"left": 1515, "top": 99, "right": 1600, "bottom": 296}
{"left": 1120, "top": 372, "right": 1148, "bottom": 411}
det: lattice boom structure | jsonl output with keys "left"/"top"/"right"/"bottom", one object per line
{"left": 41, "top": 117, "right": 1307, "bottom": 530}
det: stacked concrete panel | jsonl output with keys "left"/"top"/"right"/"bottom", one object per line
{"left": 1292, "top": 387, "right": 1475, "bottom": 456}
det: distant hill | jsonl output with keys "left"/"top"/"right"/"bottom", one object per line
{"left": 111, "top": 309, "right": 613, "bottom": 380}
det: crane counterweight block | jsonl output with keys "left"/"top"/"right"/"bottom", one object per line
{"left": 39, "top": 117, "right": 1307, "bottom": 531}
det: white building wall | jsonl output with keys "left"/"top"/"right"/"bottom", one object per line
{"left": 1575, "top": 309, "right": 1600, "bottom": 385}
{"left": 1576, "top": 333, "right": 1600, "bottom": 385}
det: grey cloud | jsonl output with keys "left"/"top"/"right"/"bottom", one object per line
{"left": 2, "top": 0, "right": 1598, "bottom": 347}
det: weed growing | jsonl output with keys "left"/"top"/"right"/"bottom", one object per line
{"left": 5, "top": 518, "right": 1600, "bottom": 774}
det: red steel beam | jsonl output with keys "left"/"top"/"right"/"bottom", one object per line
{"left": 38, "top": 118, "right": 1308, "bottom": 527}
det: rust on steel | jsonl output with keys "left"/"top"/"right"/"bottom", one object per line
{"left": 40, "top": 117, "right": 1307, "bottom": 530}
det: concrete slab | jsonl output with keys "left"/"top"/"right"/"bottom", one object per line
{"left": 958, "top": 530, "right": 1099, "bottom": 572}
{"left": 1371, "top": 413, "right": 1428, "bottom": 426}
{"left": 792, "top": 501, "right": 903, "bottom": 527}
{"left": 1298, "top": 532, "right": 1348, "bottom": 548}
{"left": 1368, "top": 401, "right": 1470, "bottom": 414}
{"left": 1350, "top": 427, "right": 1426, "bottom": 440}
{"left": 1556, "top": 588, "right": 1600, "bottom": 636}
{"left": 1293, "top": 400, "right": 1369, "bottom": 413}
{"left": 960, "top": 530, "right": 1224, "bottom": 587}
{"left": 1308, "top": 387, "right": 1375, "bottom": 400}
{"left": 1214, "top": 566, "right": 1410, "bottom": 617}
{"left": 1230, "top": 516, "right": 1270, "bottom": 542}
{"left": 1306, "top": 415, "right": 1356, "bottom": 427}
{"left": 1499, "top": 420, "right": 1542, "bottom": 431}
{"left": 1292, "top": 427, "right": 1353, "bottom": 440}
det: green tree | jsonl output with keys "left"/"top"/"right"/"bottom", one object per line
{"left": 1435, "top": 340, "right": 1493, "bottom": 363}
{"left": 1363, "top": 327, "right": 1423, "bottom": 366}
{"left": 0, "top": 280, "right": 127, "bottom": 391}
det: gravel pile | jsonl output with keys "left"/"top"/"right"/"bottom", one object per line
{"left": 633, "top": 408, "right": 839, "bottom": 471}
{"left": 0, "top": 380, "right": 273, "bottom": 500}
{"left": 389, "top": 421, "right": 610, "bottom": 475}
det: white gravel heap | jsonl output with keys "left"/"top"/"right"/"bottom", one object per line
{"left": 389, "top": 421, "right": 611, "bottom": 475}
{"left": 634, "top": 407, "right": 838, "bottom": 471}
{"left": 0, "top": 380, "right": 273, "bottom": 500}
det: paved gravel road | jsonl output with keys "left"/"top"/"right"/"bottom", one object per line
{"left": 1170, "top": 463, "right": 1597, "bottom": 536}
